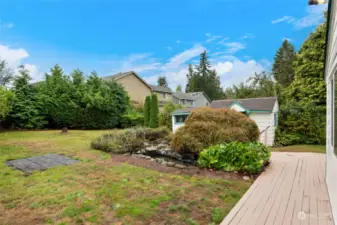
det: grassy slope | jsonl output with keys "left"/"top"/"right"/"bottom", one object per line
{"left": 0, "top": 131, "right": 251, "bottom": 225}
{"left": 271, "top": 145, "right": 326, "bottom": 154}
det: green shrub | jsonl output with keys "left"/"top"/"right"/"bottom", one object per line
{"left": 197, "top": 142, "right": 271, "bottom": 174}
{"left": 159, "top": 102, "right": 183, "bottom": 130}
{"left": 120, "top": 109, "right": 144, "bottom": 128}
{"left": 91, "top": 127, "right": 171, "bottom": 153}
{"left": 149, "top": 94, "right": 159, "bottom": 128}
{"left": 144, "top": 96, "right": 151, "bottom": 126}
{"left": 274, "top": 128, "right": 304, "bottom": 146}
{"left": 171, "top": 107, "right": 260, "bottom": 154}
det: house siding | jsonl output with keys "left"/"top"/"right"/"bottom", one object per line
{"left": 115, "top": 74, "right": 152, "bottom": 104}
{"left": 326, "top": 0, "right": 337, "bottom": 221}
{"left": 194, "top": 94, "right": 210, "bottom": 107}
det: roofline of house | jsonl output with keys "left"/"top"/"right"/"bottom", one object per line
{"left": 111, "top": 71, "right": 153, "bottom": 91}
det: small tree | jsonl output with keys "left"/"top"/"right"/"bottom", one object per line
{"left": 149, "top": 94, "right": 159, "bottom": 128}
{"left": 157, "top": 76, "right": 169, "bottom": 88}
{"left": 143, "top": 96, "right": 151, "bottom": 126}
{"left": 176, "top": 85, "right": 182, "bottom": 92}
{"left": 159, "top": 102, "right": 183, "bottom": 129}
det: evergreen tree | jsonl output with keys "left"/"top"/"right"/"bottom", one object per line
{"left": 10, "top": 66, "right": 45, "bottom": 128}
{"left": 0, "top": 86, "right": 13, "bottom": 121}
{"left": 0, "top": 60, "right": 13, "bottom": 86}
{"left": 143, "top": 96, "right": 151, "bottom": 126}
{"left": 272, "top": 40, "right": 297, "bottom": 87}
{"left": 186, "top": 51, "right": 224, "bottom": 100}
{"left": 176, "top": 85, "right": 182, "bottom": 92}
{"left": 157, "top": 76, "right": 169, "bottom": 88}
{"left": 149, "top": 94, "right": 159, "bottom": 128}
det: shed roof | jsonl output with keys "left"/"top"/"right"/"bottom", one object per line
{"left": 171, "top": 107, "right": 196, "bottom": 115}
{"left": 211, "top": 97, "right": 277, "bottom": 111}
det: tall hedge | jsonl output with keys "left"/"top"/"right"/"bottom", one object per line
{"left": 171, "top": 107, "right": 260, "bottom": 154}
{"left": 149, "top": 94, "right": 159, "bottom": 128}
{"left": 144, "top": 96, "right": 151, "bottom": 127}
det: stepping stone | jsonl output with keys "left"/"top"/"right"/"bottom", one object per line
{"left": 6, "top": 154, "right": 79, "bottom": 174}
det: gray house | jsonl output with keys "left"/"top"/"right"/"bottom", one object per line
{"left": 172, "top": 92, "right": 211, "bottom": 107}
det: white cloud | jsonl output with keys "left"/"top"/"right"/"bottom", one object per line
{"left": 0, "top": 44, "right": 43, "bottom": 82}
{"left": 0, "top": 20, "right": 14, "bottom": 30}
{"left": 163, "top": 44, "right": 205, "bottom": 70}
{"left": 271, "top": 16, "right": 296, "bottom": 24}
{"left": 205, "top": 33, "right": 222, "bottom": 43}
{"left": 221, "top": 42, "right": 246, "bottom": 54}
{"left": 271, "top": 4, "right": 327, "bottom": 30}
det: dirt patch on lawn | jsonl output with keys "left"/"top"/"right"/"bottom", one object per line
{"left": 109, "top": 154, "right": 253, "bottom": 181}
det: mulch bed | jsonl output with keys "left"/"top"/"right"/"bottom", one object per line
{"left": 109, "top": 154, "right": 256, "bottom": 181}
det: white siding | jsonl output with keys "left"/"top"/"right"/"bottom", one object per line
{"left": 326, "top": 0, "right": 337, "bottom": 221}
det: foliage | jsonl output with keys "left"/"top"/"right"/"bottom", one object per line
{"left": 157, "top": 76, "right": 169, "bottom": 88}
{"left": 0, "top": 86, "right": 13, "bottom": 122}
{"left": 144, "top": 96, "right": 151, "bottom": 127}
{"left": 120, "top": 109, "right": 144, "bottom": 128}
{"left": 149, "top": 94, "right": 159, "bottom": 128}
{"left": 185, "top": 52, "right": 224, "bottom": 100}
{"left": 275, "top": 99, "right": 325, "bottom": 145}
{"left": 9, "top": 66, "right": 46, "bottom": 129}
{"left": 91, "top": 127, "right": 171, "bottom": 153}
{"left": 171, "top": 107, "right": 260, "bottom": 153}
{"left": 224, "top": 72, "right": 276, "bottom": 99}
{"left": 176, "top": 85, "right": 182, "bottom": 92}
{"left": 0, "top": 60, "right": 14, "bottom": 86}
{"left": 198, "top": 142, "right": 271, "bottom": 174}
{"left": 37, "top": 66, "right": 130, "bottom": 129}
{"left": 272, "top": 39, "right": 297, "bottom": 88}
{"left": 159, "top": 102, "right": 183, "bottom": 129}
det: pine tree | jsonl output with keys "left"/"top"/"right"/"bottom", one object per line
{"left": 0, "top": 60, "right": 13, "bottom": 86}
{"left": 143, "top": 96, "right": 151, "bottom": 126}
{"left": 272, "top": 40, "right": 297, "bottom": 87}
{"left": 10, "top": 66, "right": 45, "bottom": 128}
{"left": 176, "top": 85, "right": 182, "bottom": 92}
{"left": 149, "top": 94, "right": 159, "bottom": 128}
{"left": 157, "top": 76, "right": 169, "bottom": 88}
{"left": 185, "top": 64, "right": 198, "bottom": 92}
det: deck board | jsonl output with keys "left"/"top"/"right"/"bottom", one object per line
{"left": 221, "top": 152, "right": 334, "bottom": 225}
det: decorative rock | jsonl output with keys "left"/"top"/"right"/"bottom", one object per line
{"left": 166, "top": 162, "right": 175, "bottom": 167}
{"left": 234, "top": 171, "right": 238, "bottom": 174}
{"left": 145, "top": 146, "right": 157, "bottom": 151}
{"left": 145, "top": 156, "right": 152, "bottom": 160}
{"left": 243, "top": 176, "right": 250, "bottom": 181}
{"left": 175, "top": 164, "right": 187, "bottom": 169}
{"left": 150, "top": 158, "right": 156, "bottom": 162}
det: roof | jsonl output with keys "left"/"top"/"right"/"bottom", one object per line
{"left": 103, "top": 71, "right": 152, "bottom": 90}
{"left": 185, "top": 92, "right": 211, "bottom": 102}
{"left": 210, "top": 97, "right": 277, "bottom": 111}
{"left": 171, "top": 107, "right": 196, "bottom": 115}
{"left": 149, "top": 85, "right": 172, "bottom": 93}
{"left": 172, "top": 92, "right": 195, "bottom": 101}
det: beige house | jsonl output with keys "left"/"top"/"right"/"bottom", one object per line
{"left": 104, "top": 71, "right": 173, "bottom": 108}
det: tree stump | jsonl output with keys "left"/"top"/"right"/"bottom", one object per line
{"left": 61, "top": 127, "right": 68, "bottom": 134}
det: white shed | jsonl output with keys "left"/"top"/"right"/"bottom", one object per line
{"left": 171, "top": 97, "right": 279, "bottom": 146}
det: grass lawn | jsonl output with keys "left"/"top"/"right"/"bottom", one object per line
{"left": 0, "top": 131, "right": 251, "bottom": 225}
{"left": 271, "top": 145, "right": 326, "bottom": 154}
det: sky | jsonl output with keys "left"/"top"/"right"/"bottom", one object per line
{"left": 0, "top": 0, "right": 328, "bottom": 89}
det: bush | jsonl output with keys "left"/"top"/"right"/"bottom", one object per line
{"left": 120, "top": 109, "right": 144, "bottom": 128}
{"left": 91, "top": 127, "right": 171, "bottom": 153}
{"left": 144, "top": 96, "right": 151, "bottom": 126}
{"left": 159, "top": 102, "right": 183, "bottom": 130}
{"left": 197, "top": 142, "right": 271, "bottom": 174}
{"left": 149, "top": 94, "right": 159, "bottom": 128}
{"left": 171, "top": 107, "right": 260, "bottom": 154}
{"left": 274, "top": 128, "right": 304, "bottom": 146}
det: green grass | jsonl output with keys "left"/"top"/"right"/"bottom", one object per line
{"left": 0, "top": 130, "right": 251, "bottom": 225}
{"left": 271, "top": 145, "right": 325, "bottom": 154}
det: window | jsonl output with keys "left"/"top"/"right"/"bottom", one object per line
{"left": 274, "top": 113, "right": 278, "bottom": 127}
{"left": 175, "top": 115, "right": 188, "bottom": 124}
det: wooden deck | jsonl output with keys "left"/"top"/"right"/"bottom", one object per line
{"left": 221, "top": 152, "right": 334, "bottom": 225}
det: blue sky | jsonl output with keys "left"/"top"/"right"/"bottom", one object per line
{"left": 0, "top": 0, "right": 327, "bottom": 89}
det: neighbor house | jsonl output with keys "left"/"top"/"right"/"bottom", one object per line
{"left": 323, "top": 0, "right": 337, "bottom": 221}
{"left": 171, "top": 97, "right": 279, "bottom": 146}
{"left": 172, "top": 92, "right": 211, "bottom": 107}
{"left": 104, "top": 71, "right": 152, "bottom": 104}
{"left": 149, "top": 85, "right": 173, "bottom": 109}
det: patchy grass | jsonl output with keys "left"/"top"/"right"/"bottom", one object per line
{"left": 271, "top": 145, "right": 325, "bottom": 154}
{"left": 0, "top": 130, "right": 251, "bottom": 225}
